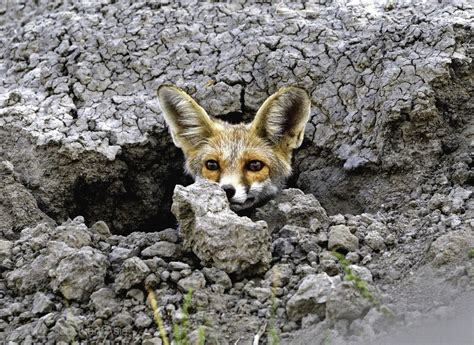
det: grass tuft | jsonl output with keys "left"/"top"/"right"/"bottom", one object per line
{"left": 147, "top": 287, "right": 170, "bottom": 345}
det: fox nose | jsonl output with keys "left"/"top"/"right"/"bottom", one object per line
{"left": 221, "top": 184, "right": 236, "bottom": 199}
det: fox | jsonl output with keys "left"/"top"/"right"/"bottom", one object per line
{"left": 157, "top": 84, "right": 310, "bottom": 212}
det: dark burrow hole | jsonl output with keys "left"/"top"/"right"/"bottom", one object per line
{"left": 65, "top": 129, "right": 366, "bottom": 234}
{"left": 69, "top": 130, "right": 192, "bottom": 235}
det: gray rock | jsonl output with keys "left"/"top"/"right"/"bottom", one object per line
{"left": 134, "top": 311, "right": 152, "bottom": 328}
{"left": 202, "top": 267, "right": 232, "bottom": 289}
{"left": 325, "top": 281, "right": 373, "bottom": 322}
{"left": 142, "top": 338, "right": 163, "bottom": 345}
{"left": 330, "top": 214, "right": 346, "bottom": 225}
{"left": 348, "top": 265, "right": 373, "bottom": 283}
{"left": 115, "top": 257, "right": 151, "bottom": 291}
{"left": 111, "top": 311, "right": 134, "bottom": 328}
{"left": 6, "top": 241, "right": 75, "bottom": 294}
{"left": 265, "top": 263, "right": 294, "bottom": 287}
{"left": 157, "top": 228, "right": 180, "bottom": 243}
{"left": 246, "top": 286, "right": 272, "bottom": 302}
{"left": 0, "top": 161, "right": 54, "bottom": 239}
{"left": 31, "top": 292, "right": 54, "bottom": 315}
{"left": 144, "top": 273, "right": 161, "bottom": 290}
{"left": 0, "top": 239, "right": 13, "bottom": 262}
{"left": 141, "top": 241, "right": 180, "bottom": 259}
{"left": 169, "top": 261, "right": 191, "bottom": 271}
{"left": 177, "top": 270, "right": 206, "bottom": 292}
{"left": 328, "top": 225, "right": 359, "bottom": 253}
{"left": 172, "top": 180, "right": 271, "bottom": 274}
{"left": 51, "top": 246, "right": 108, "bottom": 301}
{"left": 428, "top": 230, "right": 474, "bottom": 267}
{"left": 254, "top": 189, "right": 328, "bottom": 232}
{"left": 109, "top": 246, "right": 135, "bottom": 269}
{"left": 90, "top": 221, "right": 111, "bottom": 237}
{"left": 364, "top": 230, "right": 386, "bottom": 252}
{"left": 286, "top": 273, "right": 338, "bottom": 321}
{"left": 90, "top": 287, "right": 120, "bottom": 318}
{"left": 52, "top": 217, "right": 92, "bottom": 248}
{"left": 272, "top": 238, "right": 295, "bottom": 257}
{"left": 50, "top": 312, "right": 81, "bottom": 343}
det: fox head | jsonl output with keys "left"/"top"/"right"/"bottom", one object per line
{"left": 157, "top": 84, "right": 310, "bottom": 211}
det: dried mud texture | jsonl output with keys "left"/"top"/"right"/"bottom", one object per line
{"left": 0, "top": 1, "right": 473, "bottom": 344}
{"left": 0, "top": 1, "right": 472, "bottom": 231}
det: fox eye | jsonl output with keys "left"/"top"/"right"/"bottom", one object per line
{"left": 247, "top": 160, "right": 264, "bottom": 172}
{"left": 205, "top": 160, "right": 219, "bottom": 171}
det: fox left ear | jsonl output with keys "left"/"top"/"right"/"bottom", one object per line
{"left": 251, "top": 86, "right": 310, "bottom": 151}
{"left": 157, "top": 85, "right": 219, "bottom": 152}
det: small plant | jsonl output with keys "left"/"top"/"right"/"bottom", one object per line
{"left": 332, "top": 251, "right": 395, "bottom": 318}
{"left": 268, "top": 269, "right": 280, "bottom": 345}
{"left": 173, "top": 288, "right": 194, "bottom": 345}
{"left": 147, "top": 287, "right": 170, "bottom": 345}
{"left": 332, "top": 252, "right": 376, "bottom": 303}
{"left": 467, "top": 248, "right": 474, "bottom": 259}
{"left": 197, "top": 325, "right": 206, "bottom": 345}
{"left": 147, "top": 287, "right": 205, "bottom": 345}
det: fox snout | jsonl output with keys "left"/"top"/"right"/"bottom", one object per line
{"left": 157, "top": 84, "right": 311, "bottom": 211}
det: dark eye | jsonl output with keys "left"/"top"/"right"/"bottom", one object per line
{"left": 247, "top": 160, "right": 264, "bottom": 172}
{"left": 205, "top": 160, "right": 219, "bottom": 171}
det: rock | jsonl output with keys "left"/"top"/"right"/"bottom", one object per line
{"left": 6, "top": 241, "right": 75, "bottom": 294}
{"left": 272, "top": 238, "right": 295, "bottom": 257}
{"left": 245, "top": 286, "right": 272, "bottom": 302}
{"left": 127, "top": 288, "right": 145, "bottom": 302}
{"left": 202, "top": 267, "right": 232, "bottom": 289}
{"left": 0, "top": 161, "right": 53, "bottom": 239}
{"left": 177, "top": 270, "right": 206, "bottom": 292}
{"left": 254, "top": 189, "right": 328, "bottom": 232}
{"left": 0, "top": 239, "right": 13, "bottom": 262}
{"left": 265, "top": 263, "right": 294, "bottom": 287}
{"left": 134, "top": 311, "right": 152, "bottom": 328}
{"left": 90, "top": 288, "right": 120, "bottom": 318}
{"left": 172, "top": 180, "right": 271, "bottom": 274}
{"left": 428, "top": 230, "right": 474, "bottom": 267}
{"left": 141, "top": 241, "right": 180, "bottom": 259}
{"left": 52, "top": 217, "right": 92, "bottom": 248}
{"left": 115, "top": 257, "right": 150, "bottom": 292}
{"left": 51, "top": 246, "right": 108, "bottom": 301}
{"left": 330, "top": 214, "right": 346, "bottom": 225}
{"left": 111, "top": 311, "right": 134, "bottom": 328}
{"left": 325, "top": 281, "right": 373, "bottom": 321}
{"left": 286, "top": 273, "right": 338, "bottom": 321}
{"left": 169, "top": 261, "right": 191, "bottom": 270}
{"left": 90, "top": 221, "right": 111, "bottom": 237}
{"left": 364, "top": 230, "right": 386, "bottom": 252}
{"left": 157, "top": 228, "right": 180, "bottom": 243}
{"left": 109, "top": 246, "right": 135, "bottom": 270}
{"left": 320, "top": 258, "right": 340, "bottom": 276}
{"left": 50, "top": 312, "right": 81, "bottom": 343}
{"left": 142, "top": 338, "right": 163, "bottom": 345}
{"left": 328, "top": 225, "right": 359, "bottom": 253}
{"left": 348, "top": 265, "right": 373, "bottom": 282}
{"left": 31, "top": 292, "right": 54, "bottom": 315}
{"left": 144, "top": 273, "right": 161, "bottom": 289}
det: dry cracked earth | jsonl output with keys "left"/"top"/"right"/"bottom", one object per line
{"left": 0, "top": 1, "right": 473, "bottom": 344}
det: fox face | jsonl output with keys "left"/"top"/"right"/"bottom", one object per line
{"left": 157, "top": 85, "right": 310, "bottom": 211}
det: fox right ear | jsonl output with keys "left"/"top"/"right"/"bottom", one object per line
{"left": 157, "top": 85, "right": 218, "bottom": 151}
{"left": 251, "top": 86, "right": 310, "bottom": 151}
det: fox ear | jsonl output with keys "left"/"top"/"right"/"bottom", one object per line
{"left": 251, "top": 87, "right": 310, "bottom": 150}
{"left": 157, "top": 85, "right": 218, "bottom": 150}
